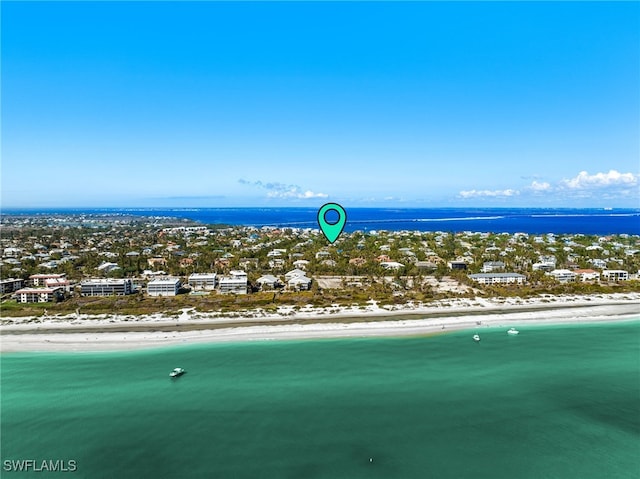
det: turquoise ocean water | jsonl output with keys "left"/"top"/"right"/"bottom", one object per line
{"left": 2, "top": 321, "right": 639, "bottom": 478}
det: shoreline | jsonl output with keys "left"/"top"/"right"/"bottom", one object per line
{"left": 1, "top": 293, "right": 638, "bottom": 352}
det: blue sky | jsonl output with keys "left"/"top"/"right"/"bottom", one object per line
{"left": 2, "top": 1, "right": 639, "bottom": 208}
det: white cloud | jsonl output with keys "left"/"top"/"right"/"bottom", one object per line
{"left": 560, "top": 170, "right": 638, "bottom": 189}
{"left": 459, "top": 189, "right": 520, "bottom": 198}
{"left": 239, "top": 179, "right": 328, "bottom": 199}
{"left": 455, "top": 169, "right": 638, "bottom": 205}
{"left": 529, "top": 181, "right": 552, "bottom": 192}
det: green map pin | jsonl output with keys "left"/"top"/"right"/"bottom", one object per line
{"left": 317, "top": 203, "right": 347, "bottom": 244}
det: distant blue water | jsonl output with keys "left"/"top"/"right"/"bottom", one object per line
{"left": 2, "top": 207, "right": 639, "bottom": 235}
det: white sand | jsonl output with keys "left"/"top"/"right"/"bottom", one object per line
{"left": 1, "top": 293, "right": 638, "bottom": 352}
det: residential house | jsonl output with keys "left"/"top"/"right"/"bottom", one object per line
{"left": 532, "top": 261, "right": 556, "bottom": 272}
{"left": 239, "top": 258, "right": 259, "bottom": 269}
{"left": 3, "top": 247, "right": 23, "bottom": 258}
{"left": 268, "top": 258, "right": 286, "bottom": 269}
{"left": 288, "top": 275, "right": 312, "bottom": 291}
{"left": 380, "top": 261, "right": 405, "bottom": 270}
{"left": 481, "top": 261, "right": 505, "bottom": 273}
{"left": 97, "top": 262, "right": 120, "bottom": 273}
{"left": 590, "top": 259, "right": 607, "bottom": 269}
{"left": 147, "top": 257, "right": 167, "bottom": 268}
{"left": 448, "top": 261, "right": 468, "bottom": 271}
{"left": 256, "top": 275, "right": 283, "bottom": 290}
{"left": 574, "top": 269, "right": 600, "bottom": 282}
{"left": 285, "top": 269, "right": 307, "bottom": 282}
{"left": 292, "top": 259, "right": 310, "bottom": 270}
{"left": 349, "top": 258, "right": 367, "bottom": 267}
{"left": 415, "top": 261, "right": 437, "bottom": 271}
{"left": 179, "top": 258, "right": 194, "bottom": 268}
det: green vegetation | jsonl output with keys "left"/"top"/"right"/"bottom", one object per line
{"left": 1, "top": 214, "right": 639, "bottom": 318}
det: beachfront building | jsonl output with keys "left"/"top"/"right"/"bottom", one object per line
{"left": 81, "top": 278, "right": 133, "bottom": 296}
{"left": 30, "top": 273, "right": 66, "bottom": 287}
{"left": 218, "top": 270, "right": 248, "bottom": 294}
{"left": 45, "top": 277, "right": 72, "bottom": 292}
{"left": 468, "top": 273, "right": 526, "bottom": 285}
{"left": 147, "top": 277, "right": 181, "bottom": 297}
{"left": 0, "top": 278, "right": 24, "bottom": 294}
{"left": 547, "top": 269, "right": 577, "bottom": 283}
{"left": 256, "top": 274, "right": 283, "bottom": 290}
{"left": 285, "top": 269, "right": 307, "bottom": 282}
{"left": 15, "top": 287, "right": 63, "bottom": 303}
{"left": 602, "top": 270, "right": 629, "bottom": 282}
{"left": 188, "top": 273, "right": 218, "bottom": 290}
{"left": 288, "top": 275, "right": 312, "bottom": 291}
{"left": 574, "top": 269, "right": 600, "bottom": 282}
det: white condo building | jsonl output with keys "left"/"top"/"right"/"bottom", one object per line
{"left": 602, "top": 270, "right": 629, "bottom": 281}
{"left": 468, "top": 273, "right": 526, "bottom": 285}
{"left": 81, "top": 278, "right": 133, "bottom": 296}
{"left": 15, "top": 287, "right": 63, "bottom": 303}
{"left": 188, "top": 273, "right": 218, "bottom": 290}
{"left": 547, "top": 269, "right": 577, "bottom": 283}
{"left": 218, "top": 270, "right": 248, "bottom": 294}
{"left": 147, "top": 278, "right": 181, "bottom": 297}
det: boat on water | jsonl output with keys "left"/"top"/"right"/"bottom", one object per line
{"left": 473, "top": 334, "right": 481, "bottom": 342}
{"left": 170, "top": 367, "right": 185, "bottom": 377}
{"left": 507, "top": 328, "right": 520, "bottom": 335}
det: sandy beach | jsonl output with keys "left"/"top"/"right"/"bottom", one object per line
{"left": 1, "top": 293, "right": 638, "bottom": 352}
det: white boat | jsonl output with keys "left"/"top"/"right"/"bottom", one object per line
{"left": 507, "top": 328, "right": 520, "bottom": 335}
{"left": 170, "top": 367, "right": 185, "bottom": 377}
{"left": 473, "top": 334, "right": 481, "bottom": 342}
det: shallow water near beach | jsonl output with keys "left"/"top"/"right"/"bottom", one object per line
{"left": 2, "top": 320, "right": 639, "bottom": 478}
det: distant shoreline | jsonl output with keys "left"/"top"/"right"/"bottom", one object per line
{"left": 1, "top": 293, "right": 638, "bottom": 353}
{"left": 3, "top": 207, "right": 639, "bottom": 235}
